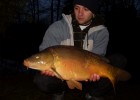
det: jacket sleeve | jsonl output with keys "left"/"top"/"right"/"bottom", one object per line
{"left": 92, "top": 28, "right": 109, "bottom": 56}
{"left": 39, "top": 22, "right": 62, "bottom": 51}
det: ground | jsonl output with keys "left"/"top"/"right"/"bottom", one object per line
{"left": 0, "top": 73, "right": 139, "bottom": 100}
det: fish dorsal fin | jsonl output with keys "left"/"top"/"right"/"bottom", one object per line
{"left": 66, "top": 80, "right": 82, "bottom": 90}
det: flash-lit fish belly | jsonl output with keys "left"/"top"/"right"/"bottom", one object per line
{"left": 55, "top": 62, "right": 90, "bottom": 81}
{"left": 51, "top": 48, "right": 90, "bottom": 81}
{"left": 52, "top": 46, "right": 131, "bottom": 87}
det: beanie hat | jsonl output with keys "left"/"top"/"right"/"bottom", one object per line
{"left": 73, "top": 0, "right": 101, "bottom": 14}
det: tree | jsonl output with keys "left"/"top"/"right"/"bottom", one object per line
{"left": 0, "top": 0, "right": 28, "bottom": 37}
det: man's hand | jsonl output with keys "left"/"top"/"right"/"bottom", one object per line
{"left": 89, "top": 74, "right": 100, "bottom": 82}
{"left": 41, "top": 70, "right": 55, "bottom": 77}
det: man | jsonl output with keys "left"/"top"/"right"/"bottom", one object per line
{"left": 34, "top": 0, "right": 111, "bottom": 100}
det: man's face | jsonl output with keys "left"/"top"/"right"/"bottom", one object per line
{"left": 74, "top": 4, "right": 94, "bottom": 25}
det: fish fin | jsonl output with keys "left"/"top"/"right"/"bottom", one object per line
{"left": 109, "top": 77, "right": 116, "bottom": 94}
{"left": 66, "top": 80, "right": 82, "bottom": 90}
{"left": 51, "top": 68, "right": 64, "bottom": 81}
{"left": 109, "top": 68, "right": 131, "bottom": 94}
{"left": 117, "top": 69, "right": 131, "bottom": 81}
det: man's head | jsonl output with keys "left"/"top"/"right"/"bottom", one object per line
{"left": 73, "top": 0, "right": 101, "bottom": 25}
{"left": 73, "top": 0, "right": 101, "bottom": 14}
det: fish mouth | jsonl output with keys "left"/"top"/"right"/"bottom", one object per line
{"left": 23, "top": 59, "right": 39, "bottom": 70}
{"left": 23, "top": 59, "right": 29, "bottom": 68}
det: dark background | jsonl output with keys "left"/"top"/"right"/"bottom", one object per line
{"left": 0, "top": 1, "right": 140, "bottom": 99}
{"left": 0, "top": 0, "right": 139, "bottom": 81}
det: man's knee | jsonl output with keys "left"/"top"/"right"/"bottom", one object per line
{"left": 34, "top": 73, "right": 66, "bottom": 93}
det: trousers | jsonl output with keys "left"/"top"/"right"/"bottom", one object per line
{"left": 34, "top": 72, "right": 113, "bottom": 97}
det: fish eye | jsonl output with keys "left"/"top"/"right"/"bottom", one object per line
{"left": 36, "top": 56, "right": 40, "bottom": 59}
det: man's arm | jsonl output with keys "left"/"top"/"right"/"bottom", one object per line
{"left": 92, "top": 28, "right": 109, "bottom": 56}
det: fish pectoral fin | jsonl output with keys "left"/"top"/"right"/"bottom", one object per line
{"left": 51, "top": 67, "right": 64, "bottom": 81}
{"left": 66, "top": 80, "right": 82, "bottom": 90}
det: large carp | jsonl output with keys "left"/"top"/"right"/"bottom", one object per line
{"left": 23, "top": 45, "right": 131, "bottom": 90}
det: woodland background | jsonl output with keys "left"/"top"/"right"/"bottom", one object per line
{"left": 0, "top": 0, "right": 140, "bottom": 90}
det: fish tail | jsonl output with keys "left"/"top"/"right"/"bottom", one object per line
{"left": 109, "top": 68, "right": 131, "bottom": 94}
{"left": 109, "top": 77, "right": 116, "bottom": 94}
{"left": 108, "top": 67, "right": 131, "bottom": 94}
{"left": 117, "top": 68, "right": 131, "bottom": 81}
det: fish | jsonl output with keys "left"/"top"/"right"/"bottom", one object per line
{"left": 23, "top": 45, "right": 131, "bottom": 91}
